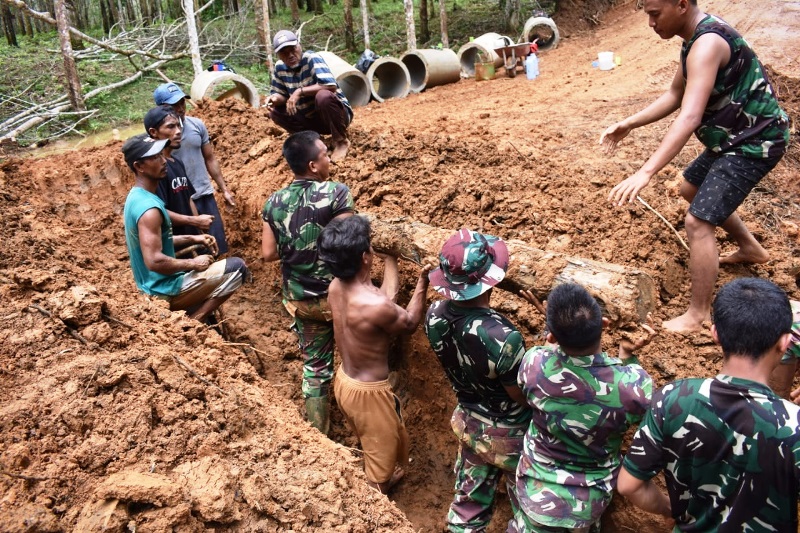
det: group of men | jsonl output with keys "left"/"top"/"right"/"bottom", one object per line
{"left": 120, "top": 0, "right": 800, "bottom": 531}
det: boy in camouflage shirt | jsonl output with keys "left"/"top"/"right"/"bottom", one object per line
{"left": 262, "top": 130, "right": 354, "bottom": 434}
{"left": 602, "top": 0, "right": 790, "bottom": 333}
{"left": 618, "top": 278, "right": 800, "bottom": 532}
{"left": 425, "top": 229, "right": 532, "bottom": 532}
{"left": 514, "top": 283, "right": 653, "bottom": 533}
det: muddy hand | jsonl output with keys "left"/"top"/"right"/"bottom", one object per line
{"left": 519, "top": 289, "right": 547, "bottom": 315}
{"left": 608, "top": 172, "right": 651, "bottom": 206}
{"left": 599, "top": 121, "right": 631, "bottom": 154}
{"left": 196, "top": 214, "right": 214, "bottom": 231}
{"left": 619, "top": 314, "right": 657, "bottom": 360}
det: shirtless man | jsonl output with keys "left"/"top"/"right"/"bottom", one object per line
{"left": 317, "top": 215, "right": 431, "bottom": 493}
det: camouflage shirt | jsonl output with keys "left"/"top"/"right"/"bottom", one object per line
{"left": 781, "top": 299, "right": 800, "bottom": 363}
{"left": 516, "top": 346, "right": 652, "bottom": 528}
{"left": 624, "top": 376, "right": 800, "bottom": 532}
{"left": 262, "top": 179, "right": 354, "bottom": 300}
{"left": 681, "top": 15, "right": 790, "bottom": 158}
{"left": 425, "top": 301, "right": 531, "bottom": 427}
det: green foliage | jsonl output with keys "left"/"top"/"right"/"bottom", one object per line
{"left": 0, "top": 0, "right": 559, "bottom": 143}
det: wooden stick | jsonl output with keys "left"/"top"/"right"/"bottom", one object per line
{"left": 0, "top": 469, "right": 50, "bottom": 482}
{"left": 637, "top": 196, "right": 690, "bottom": 253}
{"left": 28, "top": 304, "right": 89, "bottom": 345}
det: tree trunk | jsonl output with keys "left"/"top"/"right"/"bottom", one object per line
{"left": 403, "top": 0, "right": 415, "bottom": 51}
{"left": 54, "top": 0, "right": 84, "bottom": 110}
{"left": 503, "top": 0, "right": 520, "bottom": 33}
{"left": 255, "top": 0, "right": 272, "bottom": 69}
{"left": 290, "top": 0, "right": 299, "bottom": 23}
{"left": 313, "top": 0, "right": 322, "bottom": 14}
{"left": 99, "top": 0, "right": 109, "bottom": 34}
{"left": 343, "top": 0, "right": 353, "bottom": 51}
{"left": 418, "top": 0, "right": 428, "bottom": 44}
{"left": 1, "top": 3, "right": 18, "bottom": 46}
{"left": 438, "top": 0, "right": 448, "bottom": 49}
{"left": 182, "top": 0, "right": 202, "bottom": 76}
{"left": 21, "top": 11, "right": 34, "bottom": 36}
{"left": 359, "top": 0, "right": 369, "bottom": 49}
{"left": 366, "top": 216, "right": 656, "bottom": 327}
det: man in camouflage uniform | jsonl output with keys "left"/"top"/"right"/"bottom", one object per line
{"left": 618, "top": 278, "right": 800, "bottom": 532}
{"left": 602, "top": 0, "right": 790, "bottom": 333}
{"left": 515, "top": 283, "right": 653, "bottom": 533}
{"left": 424, "top": 229, "right": 532, "bottom": 532}
{"left": 770, "top": 299, "right": 800, "bottom": 401}
{"left": 262, "top": 130, "right": 354, "bottom": 434}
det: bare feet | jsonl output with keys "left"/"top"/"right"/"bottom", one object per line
{"left": 369, "top": 466, "right": 405, "bottom": 494}
{"left": 662, "top": 312, "right": 707, "bottom": 334}
{"left": 719, "top": 244, "right": 769, "bottom": 265}
{"left": 331, "top": 138, "right": 350, "bottom": 162}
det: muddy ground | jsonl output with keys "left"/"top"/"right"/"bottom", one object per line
{"left": 1, "top": 0, "right": 799, "bottom": 531}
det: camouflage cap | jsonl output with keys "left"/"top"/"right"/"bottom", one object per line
{"left": 429, "top": 229, "right": 509, "bottom": 301}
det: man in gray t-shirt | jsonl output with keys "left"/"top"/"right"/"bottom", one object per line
{"left": 154, "top": 82, "right": 233, "bottom": 255}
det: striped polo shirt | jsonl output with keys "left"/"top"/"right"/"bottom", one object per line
{"left": 270, "top": 51, "right": 352, "bottom": 119}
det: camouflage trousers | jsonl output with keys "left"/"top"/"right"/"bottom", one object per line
{"left": 285, "top": 298, "right": 334, "bottom": 399}
{"left": 447, "top": 405, "right": 526, "bottom": 533}
{"left": 512, "top": 513, "right": 601, "bottom": 533}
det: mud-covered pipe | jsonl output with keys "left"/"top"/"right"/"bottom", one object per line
{"left": 190, "top": 71, "right": 260, "bottom": 108}
{"left": 456, "top": 33, "right": 509, "bottom": 78}
{"left": 522, "top": 16, "right": 561, "bottom": 51}
{"left": 366, "top": 57, "right": 411, "bottom": 103}
{"left": 316, "top": 51, "right": 372, "bottom": 108}
{"left": 400, "top": 48, "right": 461, "bottom": 93}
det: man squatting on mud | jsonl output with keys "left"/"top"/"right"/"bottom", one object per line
{"left": 317, "top": 215, "right": 431, "bottom": 494}
{"left": 121, "top": 134, "right": 249, "bottom": 323}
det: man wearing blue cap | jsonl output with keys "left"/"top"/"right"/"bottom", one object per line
{"left": 424, "top": 228, "right": 532, "bottom": 533}
{"left": 121, "top": 134, "right": 248, "bottom": 322}
{"left": 153, "top": 82, "right": 233, "bottom": 255}
{"left": 267, "top": 29, "right": 353, "bottom": 162}
{"left": 143, "top": 105, "right": 214, "bottom": 252}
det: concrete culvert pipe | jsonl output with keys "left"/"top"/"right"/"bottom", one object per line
{"left": 316, "top": 51, "right": 372, "bottom": 108}
{"left": 400, "top": 49, "right": 461, "bottom": 93}
{"left": 456, "top": 33, "right": 509, "bottom": 78}
{"left": 190, "top": 71, "right": 260, "bottom": 108}
{"left": 522, "top": 16, "right": 560, "bottom": 51}
{"left": 366, "top": 57, "right": 411, "bottom": 103}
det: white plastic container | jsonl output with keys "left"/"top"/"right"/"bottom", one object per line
{"left": 598, "top": 51, "right": 614, "bottom": 71}
{"left": 525, "top": 54, "right": 539, "bottom": 79}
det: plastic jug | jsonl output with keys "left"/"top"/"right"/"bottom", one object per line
{"left": 525, "top": 53, "right": 539, "bottom": 80}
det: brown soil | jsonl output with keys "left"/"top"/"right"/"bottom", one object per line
{"left": 2, "top": 0, "right": 799, "bottom": 531}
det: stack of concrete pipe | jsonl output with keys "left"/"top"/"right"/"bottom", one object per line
{"left": 317, "top": 51, "right": 371, "bottom": 107}
{"left": 318, "top": 49, "right": 462, "bottom": 104}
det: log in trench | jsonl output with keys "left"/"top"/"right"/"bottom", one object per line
{"left": 366, "top": 215, "right": 656, "bottom": 328}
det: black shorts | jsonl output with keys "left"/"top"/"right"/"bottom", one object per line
{"left": 683, "top": 150, "right": 783, "bottom": 226}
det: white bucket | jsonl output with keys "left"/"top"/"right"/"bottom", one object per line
{"left": 598, "top": 51, "right": 614, "bottom": 71}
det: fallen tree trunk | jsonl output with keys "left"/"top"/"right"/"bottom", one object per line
{"left": 366, "top": 215, "right": 655, "bottom": 328}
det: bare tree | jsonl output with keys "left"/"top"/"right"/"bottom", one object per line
{"left": 1, "top": 2, "right": 18, "bottom": 46}
{"left": 290, "top": 0, "right": 299, "bottom": 23}
{"left": 439, "top": 0, "right": 447, "bottom": 48}
{"left": 54, "top": 0, "right": 84, "bottom": 110}
{"left": 183, "top": 0, "right": 202, "bottom": 75}
{"left": 418, "top": 0, "right": 428, "bottom": 44}
{"left": 359, "top": 0, "right": 368, "bottom": 49}
{"left": 503, "top": 0, "right": 521, "bottom": 33}
{"left": 403, "top": 0, "right": 415, "bottom": 51}
{"left": 343, "top": 0, "right": 353, "bottom": 51}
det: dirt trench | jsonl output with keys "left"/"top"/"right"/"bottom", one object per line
{"left": 2, "top": 0, "right": 800, "bottom": 531}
